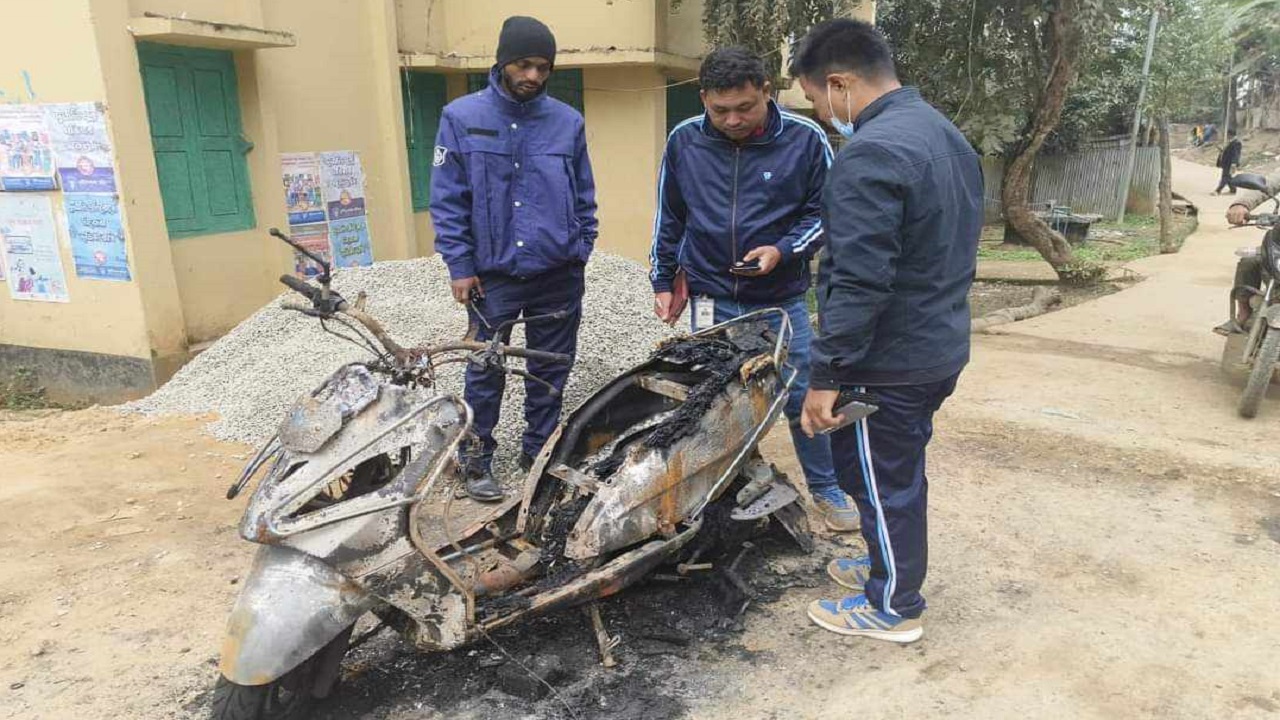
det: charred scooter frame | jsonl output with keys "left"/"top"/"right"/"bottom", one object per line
{"left": 211, "top": 229, "right": 816, "bottom": 720}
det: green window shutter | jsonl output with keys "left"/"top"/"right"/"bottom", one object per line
{"left": 666, "top": 79, "right": 703, "bottom": 134}
{"left": 401, "top": 72, "right": 446, "bottom": 212}
{"left": 547, "top": 69, "right": 583, "bottom": 113}
{"left": 138, "top": 43, "right": 255, "bottom": 239}
{"left": 467, "top": 69, "right": 584, "bottom": 114}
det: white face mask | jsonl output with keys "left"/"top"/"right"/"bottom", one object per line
{"left": 826, "top": 84, "right": 855, "bottom": 140}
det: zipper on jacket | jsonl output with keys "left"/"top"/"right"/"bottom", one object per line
{"left": 731, "top": 146, "right": 741, "bottom": 300}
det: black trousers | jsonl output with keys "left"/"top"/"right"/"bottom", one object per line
{"left": 830, "top": 373, "right": 960, "bottom": 619}
{"left": 1215, "top": 168, "right": 1236, "bottom": 194}
{"left": 463, "top": 267, "right": 584, "bottom": 472}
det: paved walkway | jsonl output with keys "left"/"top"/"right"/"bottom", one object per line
{"left": 949, "top": 159, "right": 1280, "bottom": 472}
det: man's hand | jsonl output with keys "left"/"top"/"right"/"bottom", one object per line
{"left": 451, "top": 276, "right": 483, "bottom": 304}
{"left": 800, "top": 388, "right": 845, "bottom": 438}
{"left": 739, "top": 246, "right": 783, "bottom": 276}
{"left": 654, "top": 291, "right": 677, "bottom": 325}
{"left": 1227, "top": 204, "right": 1251, "bottom": 226}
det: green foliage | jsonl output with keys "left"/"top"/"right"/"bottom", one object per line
{"left": 1149, "top": 0, "right": 1234, "bottom": 121}
{"left": 876, "top": 0, "right": 1236, "bottom": 152}
{"left": 877, "top": 0, "right": 1116, "bottom": 156}
{"left": 0, "top": 368, "right": 49, "bottom": 411}
{"left": 674, "top": 0, "right": 867, "bottom": 78}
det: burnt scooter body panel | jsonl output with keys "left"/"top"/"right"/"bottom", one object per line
{"left": 563, "top": 353, "right": 787, "bottom": 561}
{"left": 220, "top": 308, "right": 799, "bottom": 688}
{"left": 223, "top": 365, "right": 479, "bottom": 684}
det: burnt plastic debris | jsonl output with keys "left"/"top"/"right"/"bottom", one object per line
{"left": 638, "top": 321, "right": 775, "bottom": 452}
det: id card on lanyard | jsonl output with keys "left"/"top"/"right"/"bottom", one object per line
{"left": 694, "top": 296, "right": 715, "bottom": 331}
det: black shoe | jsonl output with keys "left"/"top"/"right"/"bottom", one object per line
{"left": 518, "top": 452, "right": 536, "bottom": 473}
{"left": 465, "top": 469, "right": 506, "bottom": 503}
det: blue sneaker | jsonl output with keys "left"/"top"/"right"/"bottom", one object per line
{"left": 811, "top": 491, "right": 860, "bottom": 532}
{"left": 826, "top": 555, "right": 872, "bottom": 591}
{"left": 807, "top": 594, "right": 923, "bottom": 643}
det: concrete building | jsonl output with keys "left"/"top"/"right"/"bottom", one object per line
{"left": 0, "top": 0, "right": 872, "bottom": 404}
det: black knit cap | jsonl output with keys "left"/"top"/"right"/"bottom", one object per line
{"left": 496, "top": 16, "right": 556, "bottom": 68}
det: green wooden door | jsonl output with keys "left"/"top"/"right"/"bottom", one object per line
{"left": 138, "top": 43, "right": 254, "bottom": 238}
{"left": 401, "top": 72, "right": 447, "bottom": 211}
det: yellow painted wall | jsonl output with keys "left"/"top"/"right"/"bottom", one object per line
{"left": 113, "top": 0, "right": 416, "bottom": 343}
{"left": 661, "top": 0, "right": 705, "bottom": 59}
{"left": 583, "top": 67, "right": 667, "bottom": 262}
{"left": 127, "top": 0, "right": 264, "bottom": 24}
{"left": 407, "top": 0, "right": 661, "bottom": 58}
{"left": 396, "top": 0, "right": 450, "bottom": 54}
{"left": 0, "top": 0, "right": 156, "bottom": 361}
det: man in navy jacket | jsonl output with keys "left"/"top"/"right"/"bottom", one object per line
{"left": 430, "top": 16, "right": 598, "bottom": 501}
{"left": 649, "top": 48, "right": 856, "bottom": 532}
{"left": 793, "top": 20, "right": 983, "bottom": 643}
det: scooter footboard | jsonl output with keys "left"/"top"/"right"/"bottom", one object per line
{"left": 219, "top": 545, "right": 378, "bottom": 685}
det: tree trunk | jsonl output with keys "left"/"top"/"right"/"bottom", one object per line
{"left": 1000, "top": 0, "right": 1095, "bottom": 283}
{"left": 1227, "top": 74, "right": 1239, "bottom": 132}
{"left": 972, "top": 286, "right": 1063, "bottom": 333}
{"left": 1157, "top": 117, "right": 1177, "bottom": 254}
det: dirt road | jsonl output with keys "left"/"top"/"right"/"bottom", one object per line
{"left": 2, "top": 159, "right": 1278, "bottom": 719}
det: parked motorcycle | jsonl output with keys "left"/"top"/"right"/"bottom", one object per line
{"left": 1222, "top": 174, "right": 1280, "bottom": 418}
{"left": 210, "top": 229, "right": 816, "bottom": 719}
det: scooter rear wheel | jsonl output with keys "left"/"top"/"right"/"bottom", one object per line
{"left": 210, "top": 625, "right": 352, "bottom": 720}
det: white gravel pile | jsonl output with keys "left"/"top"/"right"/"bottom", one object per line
{"left": 127, "top": 253, "right": 675, "bottom": 472}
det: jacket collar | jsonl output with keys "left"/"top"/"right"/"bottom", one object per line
{"left": 487, "top": 65, "right": 548, "bottom": 111}
{"left": 852, "top": 86, "right": 919, "bottom": 132}
{"left": 700, "top": 99, "right": 783, "bottom": 146}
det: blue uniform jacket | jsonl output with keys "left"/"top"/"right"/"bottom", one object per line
{"left": 811, "top": 87, "right": 984, "bottom": 389}
{"left": 649, "top": 100, "right": 833, "bottom": 303}
{"left": 430, "top": 68, "right": 598, "bottom": 280}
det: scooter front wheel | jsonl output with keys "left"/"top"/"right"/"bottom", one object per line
{"left": 210, "top": 625, "right": 352, "bottom": 720}
{"left": 1240, "top": 328, "right": 1280, "bottom": 418}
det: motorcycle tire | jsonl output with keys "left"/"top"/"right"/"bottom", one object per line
{"left": 1239, "top": 328, "right": 1280, "bottom": 418}
{"left": 210, "top": 625, "right": 353, "bottom": 720}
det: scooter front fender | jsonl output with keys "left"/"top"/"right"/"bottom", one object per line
{"left": 219, "top": 545, "right": 377, "bottom": 686}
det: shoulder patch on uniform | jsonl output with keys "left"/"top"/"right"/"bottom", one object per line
{"left": 433, "top": 146, "right": 448, "bottom": 167}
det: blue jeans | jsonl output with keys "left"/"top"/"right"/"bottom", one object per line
{"left": 690, "top": 295, "right": 840, "bottom": 500}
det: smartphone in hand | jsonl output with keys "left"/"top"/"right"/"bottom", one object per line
{"left": 818, "top": 388, "right": 880, "bottom": 435}
{"left": 730, "top": 259, "right": 763, "bottom": 276}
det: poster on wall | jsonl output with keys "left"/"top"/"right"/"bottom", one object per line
{"left": 327, "top": 215, "right": 374, "bottom": 269}
{"left": 278, "top": 150, "right": 373, "bottom": 274}
{"left": 0, "top": 105, "right": 57, "bottom": 192}
{"left": 319, "top": 150, "right": 367, "bottom": 221}
{"left": 289, "top": 223, "right": 331, "bottom": 279}
{"left": 280, "top": 153, "right": 326, "bottom": 225}
{"left": 43, "top": 102, "right": 117, "bottom": 193}
{"left": 63, "top": 193, "right": 131, "bottom": 281}
{"left": 0, "top": 194, "right": 69, "bottom": 302}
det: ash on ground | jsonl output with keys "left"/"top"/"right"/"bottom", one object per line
{"left": 180, "top": 531, "right": 844, "bottom": 720}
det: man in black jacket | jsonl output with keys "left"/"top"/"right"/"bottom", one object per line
{"left": 1214, "top": 130, "right": 1243, "bottom": 195}
{"left": 792, "top": 19, "right": 984, "bottom": 643}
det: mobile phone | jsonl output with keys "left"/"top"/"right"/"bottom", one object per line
{"left": 730, "top": 259, "right": 762, "bottom": 275}
{"left": 818, "top": 388, "right": 880, "bottom": 435}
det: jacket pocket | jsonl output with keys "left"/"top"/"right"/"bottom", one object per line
{"left": 466, "top": 133, "right": 513, "bottom": 270}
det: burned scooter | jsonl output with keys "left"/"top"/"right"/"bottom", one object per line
{"left": 211, "top": 229, "right": 813, "bottom": 720}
